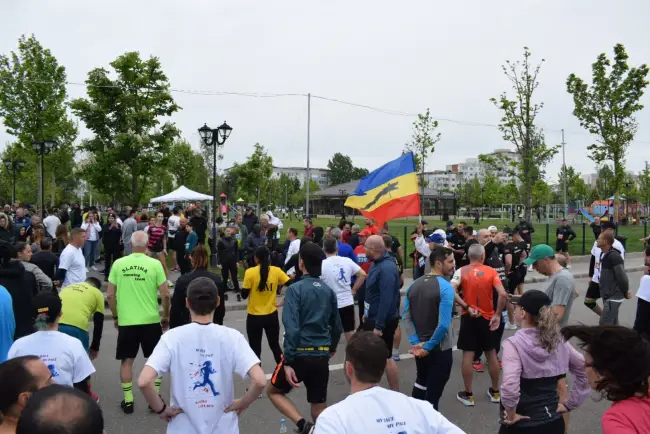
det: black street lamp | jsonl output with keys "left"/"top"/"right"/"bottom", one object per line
{"left": 3, "top": 159, "right": 25, "bottom": 204}
{"left": 32, "top": 140, "right": 58, "bottom": 218}
{"left": 198, "top": 122, "right": 233, "bottom": 262}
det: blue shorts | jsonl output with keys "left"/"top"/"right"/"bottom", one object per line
{"left": 58, "top": 324, "right": 90, "bottom": 352}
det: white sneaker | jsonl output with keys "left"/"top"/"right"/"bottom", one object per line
{"left": 528, "top": 265, "right": 534, "bottom": 272}
{"left": 505, "top": 322, "right": 518, "bottom": 330}
{"left": 167, "top": 280, "right": 175, "bottom": 288}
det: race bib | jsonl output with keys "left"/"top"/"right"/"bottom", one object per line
{"left": 557, "top": 234, "right": 563, "bottom": 240}
{"left": 418, "top": 257, "right": 425, "bottom": 267}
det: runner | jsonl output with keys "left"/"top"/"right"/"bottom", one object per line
{"left": 58, "top": 277, "right": 105, "bottom": 356}
{"left": 284, "top": 228, "right": 301, "bottom": 274}
{"left": 0, "top": 356, "right": 54, "bottom": 434}
{"left": 138, "top": 277, "right": 266, "bottom": 433}
{"left": 267, "top": 242, "right": 342, "bottom": 434}
{"left": 329, "top": 227, "right": 357, "bottom": 262}
{"left": 451, "top": 243, "right": 508, "bottom": 406}
{"left": 107, "top": 231, "right": 170, "bottom": 414}
{"left": 503, "top": 230, "right": 528, "bottom": 329}
{"left": 217, "top": 227, "right": 241, "bottom": 297}
{"left": 383, "top": 234, "right": 404, "bottom": 361}
{"left": 514, "top": 219, "right": 535, "bottom": 251}
{"left": 555, "top": 219, "right": 577, "bottom": 269}
{"left": 167, "top": 207, "right": 181, "bottom": 272}
{"left": 500, "top": 290, "right": 589, "bottom": 433}
{"left": 585, "top": 221, "right": 625, "bottom": 316}
{"left": 31, "top": 238, "right": 58, "bottom": 282}
{"left": 8, "top": 292, "right": 96, "bottom": 393}
{"left": 173, "top": 218, "right": 189, "bottom": 275}
{"left": 449, "top": 221, "right": 467, "bottom": 268}
{"left": 146, "top": 211, "right": 173, "bottom": 288}
{"left": 242, "top": 246, "right": 289, "bottom": 364}
{"left": 596, "top": 231, "right": 630, "bottom": 325}
{"left": 321, "top": 237, "right": 367, "bottom": 342}
{"left": 171, "top": 244, "right": 226, "bottom": 328}
{"left": 363, "top": 218, "right": 379, "bottom": 235}
{"left": 361, "top": 235, "right": 401, "bottom": 392}
{"left": 184, "top": 220, "right": 198, "bottom": 258}
{"left": 403, "top": 246, "right": 456, "bottom": 411}
{"left": 314, "top": 332, "right": 464, "bottom": 434}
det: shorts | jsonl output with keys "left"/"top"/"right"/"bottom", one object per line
{"left": 58, "top": 324, "right": 90, "bottom": 352}
{"left": 361, "top": 317, "right": 399, "bottom": 359}
{"left": 116, "top": 323, "right": 162, "bottom": 360}
{"left": 585, "top": 281, "right": 600, "bottom": 300}
{"left": 338, "top": 305, "right": 356, "bottom": 333}
{"left": 555, "top": 241, "right": 568, "bottom": 253}
{"left": 457, "top": 315, "right": 494, "bottom": 352}
{"left": 149, "top": 250, "right": 163, "bottom": 257}
{"left": 507, "top": 267, "right": 527, "bottom": 293}
{"left": 270, "top": 356, "right": 329, "bottom": 404}
{"left": 600, "top": 300, "right": 622, "bottom": 325}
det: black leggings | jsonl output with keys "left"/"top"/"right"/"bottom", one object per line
{"left": 498, "top": 418, "right": 564, "bottom": 434}
{"left": 104, "top": 248, "right": 121, "bottom": 277}
{"left": 412, "top": 349, "right": 453, "bottom": 411}
{"left": 246, "top": 311, "right": 283, "bottom": 364}
{"left": 221, "top": 261, "right": 240, "bottom": 292}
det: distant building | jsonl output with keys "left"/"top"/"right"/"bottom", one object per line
{"left": 423, "top": 170, "right": 460, "bottom": 191}
{"left": 270, "top": 166, "right": 330, "bottom": 189}
{"left": 582, "top": 173, "right": 599, "bottom": 188}
{"left": 443, "top": 148, "right": 521, "bottom": 186}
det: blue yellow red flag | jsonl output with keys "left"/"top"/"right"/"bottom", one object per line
{"left": 344, "top": 152, "right": 421, "bottom": 226}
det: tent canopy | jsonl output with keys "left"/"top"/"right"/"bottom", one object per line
{"left": 150, "top": 186, "right": 214, "bottom": 203}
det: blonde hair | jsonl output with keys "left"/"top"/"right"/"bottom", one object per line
{"left": 534, "top": 306, "right": 562, "bottom": 353}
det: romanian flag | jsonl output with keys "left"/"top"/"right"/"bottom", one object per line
{"left": 344, "top": 152, "right": 421, "bottom": 226}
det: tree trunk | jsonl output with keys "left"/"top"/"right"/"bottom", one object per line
{"left": 131, "top": 167, "right": 138, "bottom": 208}
{"left": 50, "top": 171, "right": 56, "bottom": 207}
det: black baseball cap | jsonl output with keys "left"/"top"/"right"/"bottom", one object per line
{"left": 601, "top": 221, "right": 616, "bottom": 230}
{"left": 33, "top": 292, "right": 62, "bottom": 321}
{"left": 510, "top": 290, "right": 550, "bottom": 316}
{"left": 187, "top": 277, "right": 219, "bottom": 305}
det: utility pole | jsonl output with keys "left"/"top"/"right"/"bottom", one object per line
{"left": 561, "top": 129, "right": 567, "bottom": 218}
{"left": 305, "top": 93, "right": 311, "bottom": 217}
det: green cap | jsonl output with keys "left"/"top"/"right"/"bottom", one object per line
{"left": 523, "top": 244, "right": 555, "bottom": 265}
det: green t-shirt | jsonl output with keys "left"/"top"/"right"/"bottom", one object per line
{"left": 59, "top": 283, "right": 105, "bottom": 332}
{"left": 109, "top": 253, "right": 166, "bottom": 326}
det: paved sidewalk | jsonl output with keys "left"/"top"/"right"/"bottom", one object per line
{"left": 98, "top": 253, "right": 647, "bottom": 317}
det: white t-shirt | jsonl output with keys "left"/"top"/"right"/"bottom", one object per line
{"left": 315, "top": 387, "right": 465, "bottom": 434}
{"left": 43, "top": 215, "right": 61, "bottom": 238}
{"left": 8, "top": 331, "right": 95, "bottom": 387}
{"left": 168, "top": 215, "right": 181, "bottom": 233}
{"left": 81, "top": 221, "right": 102, "bottom": 241}
{"left": 637, "top": 275, "right": 650, "bottom": 302}
{"left": 590, "top": 239, "right": 625, "bottom": 283}
{"left": 146, "top": 322, "right": 260, "bottom": 434}
{"left": 321, "top": 255, "right": 361, "bottom": 308}
{"left": 59, "top": 244, "right": 87, "bottom": 288}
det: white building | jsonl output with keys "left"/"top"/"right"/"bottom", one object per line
{"left": 582, "top": 173, "right": 599, "bottom": 188}
{"left": 423, "top": 170, "right": 461, "bottom": 191}
{"left": 270, "top": 166, "right": 330, "bottom": 189}
{"left": 445, "top": 148, "right": 521, "bottom": 186}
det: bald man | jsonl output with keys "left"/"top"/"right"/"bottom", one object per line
{"left": 361, "top": 234, "right": 401, "bottom": 391}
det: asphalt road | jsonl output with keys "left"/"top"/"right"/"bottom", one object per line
{"left": 84, "top": 270, "right": 647, "bottom": 434}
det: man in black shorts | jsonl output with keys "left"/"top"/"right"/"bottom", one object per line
{"left": 555, "top": 219, "right": 577, "bottom": 268}
{"left": 107, "top": 231, "right": 170, "bottom": 414}
{"left": 361, "top": 235, "right": 401, "bottom": 391}
{"left": 267, "top": 243, "right": 342, "bottom": 434}
{"left": 503, "top": 230, "right": 528, "bottom": 328}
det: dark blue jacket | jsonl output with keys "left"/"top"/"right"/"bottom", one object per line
{"left": 282, "top": 275, "right": 342, "bottom": 364}
{"left": 337, "top": 241, "right": 357, "bottom": 263}
{"left": 364, "top": 252, "right": 400, "bottom": 330}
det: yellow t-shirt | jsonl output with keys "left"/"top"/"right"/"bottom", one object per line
{"left": 59, "top": 282, "right": 105, "bottom": 331}
{"left": 243, "top": 266, "right": 290, "bottom": 315}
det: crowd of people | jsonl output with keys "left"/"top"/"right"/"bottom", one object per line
{"left": 0, "top": 202, "right": 649, "bottom": 433}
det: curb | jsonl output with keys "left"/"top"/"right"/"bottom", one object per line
{"left": 102, "top": 264, "right": 647, "bottom": 320}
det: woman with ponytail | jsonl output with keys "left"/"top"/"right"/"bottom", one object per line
{"left": 241, "top": 246, "right": 289, "bottom": 363}
{"left": 499, "top": 290, "right": 590, "bottom": 433}
{"left": 7, "top": 292, "right": 95, "bottom": 394}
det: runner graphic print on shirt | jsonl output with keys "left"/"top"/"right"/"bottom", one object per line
{"left": 191, "top": 360, "right": 220, "bottom": 397}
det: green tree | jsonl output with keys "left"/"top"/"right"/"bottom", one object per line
{"left": 483, "top": 47, "right": 560, "bottom": 221}
{"left": 558, "top": 166, "right": 591, "bottom": 201}
{"left": 638, "top": 163, "right": 650, "bottom": 209}
{"left": 327, "top": 153, "right": 368, "bottom": 185}
{"left": 531, "top": 179, "right": 552, "bottom": 208}
{"left": 482, "top": 174, "right": 502, "bottom": 207}
{"left": 403, "top": 108, "right": 442, "bottom": 213}
{"left": 567, "top": 43, "right": 649, "bottom": 221}
{"left": 168, "top": 140, "right": 210, "bottom": 193}
{"left": 229, "top": 143, "right": 274, "bottom": 204}
{"left": 292, "top": 179, "right": 320, "bottom": 209}
{"left": 70, "top": 51, "right": 180, "bottom": 205}
{"left": 0, "top": 35, "right": 78, "bottom": 209}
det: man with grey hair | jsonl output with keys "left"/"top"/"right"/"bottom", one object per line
{"left": 349, "top": 224, "right": 361, "bottom": 249}
{"left": 451, "top": 242, "right": 508, "bottom": 407}
{"left": 107, "top": 230, "right": 170, "bottom": 414}
{"left": 330, "top": 227, "right": 357, "bottom": 263}
{"left": 361, "top": 234, "right": 401, "bottom": 391}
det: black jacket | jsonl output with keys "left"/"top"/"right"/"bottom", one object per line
{"left": 217, "top": 236, "right": 238, "bottom": 264}
{"left": 0, "top": 227, "right": 13, "bottom": 243}
{"left": 70, "top": 207, "right": 82, "bottom": 228}
{"left": 31, "top": 251, "right": 59, "bottom": 281}
{"left": 102, "top": 224, "right": 122, "bottom": 251}
{"left": 242, "top": 213, "right": 259, "bottom": 234}
{"left": 0, "top": 260, "right": 38, "bottom": 339}
{"left": 190, "top": 215, "right": 207, "bottom": 243}
{"left": 170, "top": 269, "right": 226, "bottom": 328}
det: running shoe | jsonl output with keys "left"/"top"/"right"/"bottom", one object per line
{"left": 456, "top": 391, "right": 475, "bottom": 407}
{"left": 91, "top": 266, "right": 98, "bottom": 271}
{"left": 167, "top": 279, "right": 175, "bottom": 288}
{"left": 121, "top": 400, "right": 134, "bottom": 414}
{"left": 170, "top": 266, "right": 180, "bottom": 272}
{"left": 487, "top": 387, "right": 501, "bottom": 403}
{"left": 505, "top": 322, "right": 518, "bottom": 330}
{"left": 391, "top": 349, "right": 400, "bottom": 361}
{"left": 485, "top": 358, "right": 503, "bottom": 369}
{"left": 472, "top": 360, "right": 484, "bottom": 372}
{"left": 90, "top": 391, "right": 100, "bottom": 403}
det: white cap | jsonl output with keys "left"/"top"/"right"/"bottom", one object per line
{"left": 488, "top": 225, "right": 498, "bottom": 231}
{"left": 473, "top": 230, "right": 478, "bottom": 236}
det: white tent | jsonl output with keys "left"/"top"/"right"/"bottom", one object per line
{"left": 150, "top": 186, "right": 214, "bottom": 203}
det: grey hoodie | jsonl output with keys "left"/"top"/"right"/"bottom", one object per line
{"left": 599, "top": 248, "right": 629, "bottom": 301}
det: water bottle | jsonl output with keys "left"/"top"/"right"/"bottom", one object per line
{"left": 279, "top": 418, "right": 288, "bottom": 434}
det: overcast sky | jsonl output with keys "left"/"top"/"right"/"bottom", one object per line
{"left": 1, "top": 0, "right": 649, "bottom": 182}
